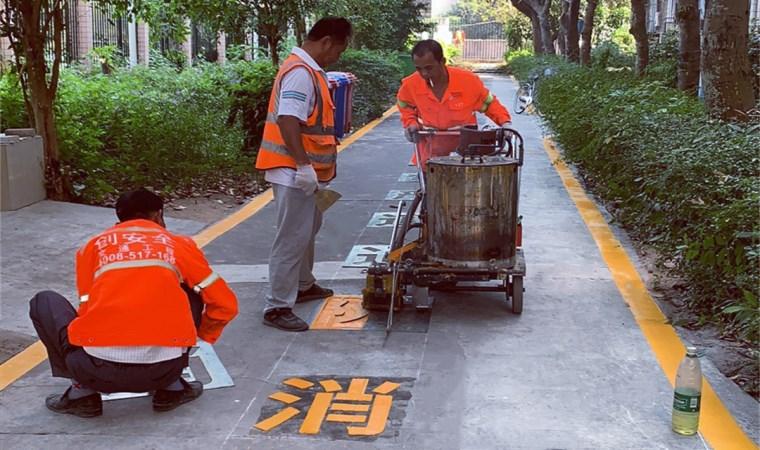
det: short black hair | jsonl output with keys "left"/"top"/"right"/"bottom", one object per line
{"left": 115, "top": 188, "right": 164, "bottom": 222}
{"left": 307, "top": 17, "right": 352, "bottom": 43}
{"left": 412, "top": 39, "right": 444, "bottom": 62}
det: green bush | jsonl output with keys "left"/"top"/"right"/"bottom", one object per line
{"left": 505, "top": 53, "right": 568, "bottom": 81}
{"left": 0, "top": 71, "right": 29, "bottom": 130}
{"left": 514, "top": 58, "right": 760, "bottom": 343}
{"left": 54, "top": 63, "right": 255, "bottom": 203}
{"left": 329, "top": 49, "right": 405, "bottom": 126}
{"left": 591, "top": 41, "right": 634, "bottom": 69}
{"left": 227, "top": 60, "right": 277, "bottom": 155}
{"left": 647, "top": 32, "right": 679, "bottom": 87}
{"left": 1, "top": 50, "right": 403, "bottom": 203}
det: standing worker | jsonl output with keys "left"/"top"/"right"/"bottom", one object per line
{"left": 29, "top": 188, "right": 238, "bottom": 417}
{"left": 397, "top": 39, "right": 512, "bottom": 167}
{"left": 255, "top": 17, "right": 353, "bottom": 332}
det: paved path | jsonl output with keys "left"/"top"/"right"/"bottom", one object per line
{"left": 0, "top": 74, "right": 756, "bottom": 450}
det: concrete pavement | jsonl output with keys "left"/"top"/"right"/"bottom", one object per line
{"left": 0, "top": 74, "right": 756, "bottom": 449}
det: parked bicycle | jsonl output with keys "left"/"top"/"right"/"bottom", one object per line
{"left": 513, "top": 73, "right": 539, "bottom": 115}
{"left": 512, "top": 67, "right": 555, "bottom": 115}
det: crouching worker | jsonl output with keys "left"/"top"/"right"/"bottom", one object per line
{"left": 29, "top": 188, "right": 238, "bottom": 417}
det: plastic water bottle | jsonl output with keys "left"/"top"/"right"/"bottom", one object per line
{"left": 671, "top": 346, "right": 702, "bottom": 435}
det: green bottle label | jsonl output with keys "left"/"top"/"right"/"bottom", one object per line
{"left": 673, "top": 391, "right": 701, "bottom": 413}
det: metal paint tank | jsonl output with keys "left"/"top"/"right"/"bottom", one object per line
{"left": 425, "top": 154, "right": 520, "bottom": 268}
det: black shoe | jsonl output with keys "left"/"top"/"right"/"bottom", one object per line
{"left": 153, "top": 378, "right": 203, "bottom": 412}
{"left": 296, "top": 284, "right": 334, "bottom": 303}
{"left": 263, "top": 308, "right": 309, "bottom": 331}
{"left": 45, "top": 387, "right": 102, "bottom": 418}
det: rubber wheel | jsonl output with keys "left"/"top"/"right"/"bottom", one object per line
{"left": 511, "top": 276, "right": 523, "bottom": 314}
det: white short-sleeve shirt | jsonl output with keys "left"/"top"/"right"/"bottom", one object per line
{"left": 265, "top": 47, "right": 325, "bottom": 188}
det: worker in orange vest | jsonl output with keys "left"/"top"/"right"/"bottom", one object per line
{"left": 255, "top": 17, "right": 352, "bottom": 331}
{"left": 29, "top": 188, "right": 238, "bottom": 417}
{"left": 397, "top": 39, "right": 512, "bottom": 168}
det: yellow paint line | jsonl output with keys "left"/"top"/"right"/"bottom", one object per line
{"left": 337, "top": 105, "right": 397, "bottom": 153}
{"left": 326, "top": 413, "right": 367, "bottom": 423}
{"left": 347, "top": 394, "right": 392, "bottom": 436}
{"left": 330, "top": 402, "right": 371, "bottom": 412}
{"left": 299, "top": 392, "right": 333, "bottom": 434}
{"left": 319, "top": 379, "right": 342, "bottom": 392}
{"left": 193, "top": 189, "right": 274, "bottom": 248}
{"left": 543, "top": 138, "right": 756, "bottom": 450}
{"left": 268, "top": 391, "right": 301, "bottom": 404}
{"left": 0, "top": 341, "right": 47, "bottom": 391}
{"left": 0, "top": 105, "right": 398, "bottom": 392}
{"left": 254, "top": 406, "right": 300, "bottom": 432}
{"left": 282, "top": 377, "right": 314, "bottom": 390}
{"left": 373, "top": 381, "right": 400, "bottom": 395}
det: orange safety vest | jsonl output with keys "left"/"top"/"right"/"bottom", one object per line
{"left": 68, "top": 219, "right": 238, "bottom": 347}
{"left": 256, "top": 53, "right": 338, "bottom": 182}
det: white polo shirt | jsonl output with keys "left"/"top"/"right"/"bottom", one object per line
{"left": 265, "top": 47, "right": 325, "bottom": 188}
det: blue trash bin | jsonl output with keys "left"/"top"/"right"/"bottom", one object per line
{"left": 327, "top": 72, "right": 356, "bottom": 139}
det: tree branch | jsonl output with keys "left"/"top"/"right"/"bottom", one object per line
{"left": 49, "top": 2, "right": 63, "bottom": 98}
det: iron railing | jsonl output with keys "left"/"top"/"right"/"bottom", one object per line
{"left": 92, "top": 3, "right": 129, "bottom": 57}
{"left": 41, "top": 0, "right": 79, "bottom": 65}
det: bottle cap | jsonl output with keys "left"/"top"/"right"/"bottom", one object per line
{"left": 686, "top": 346, "right": 699, "bottom": 357}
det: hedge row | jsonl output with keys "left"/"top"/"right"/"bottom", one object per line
{"left": 0, "top": 49, "right": 406, "bottom": 204}
{"left": 508, "top": 55, "right": 759, "bottom": 343}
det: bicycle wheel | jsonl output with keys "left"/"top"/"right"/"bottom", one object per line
{"left": 513, "top": 84, "right": 528, "bottom": 114}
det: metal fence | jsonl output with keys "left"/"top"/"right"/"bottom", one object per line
{"left": 41, "top": 0, "right": 79, "bottom": 65}
{"left": 92, "top": 3, "right": 129, "bottom": 57}
{"left": 450, "top": 20, "right": 508, "bottom": 62}
{"left": 192, "top": 23, "right": 217, "bottom": 63}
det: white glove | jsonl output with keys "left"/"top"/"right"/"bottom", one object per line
{"left": 294, "top": 164, "right": 318, "bottom": 195}
{"left": 404, "top": 126, "right": 419, "bottom": 143}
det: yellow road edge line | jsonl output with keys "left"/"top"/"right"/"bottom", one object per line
{"left": 0, "top": 105, "right": 398, "bottom": 392}
{"left": 0, "top": 341, "right": 46, "bottom": 391}
{"left": 543, "top": 138, "right": 756, "bottom": 450}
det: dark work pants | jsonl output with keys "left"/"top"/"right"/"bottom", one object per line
{"left": 29, "top": 288, "right": 203, "bottom": 393}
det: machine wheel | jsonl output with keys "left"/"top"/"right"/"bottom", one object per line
{"left": 511, "top": 276, "right": 523, "bottom": 314}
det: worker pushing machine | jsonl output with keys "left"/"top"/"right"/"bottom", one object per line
{"left": 29, "top": 188, "right": 238, "bottom": 417}
{"left": 397, "top": 39, "right": 512, "bottom": 168}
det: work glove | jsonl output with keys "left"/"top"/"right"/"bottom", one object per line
{"left": 294, "top": 164, "right": 318, "bottom": 196}
{"left": 404, "top": 126, "right": 419, "bottom": 143}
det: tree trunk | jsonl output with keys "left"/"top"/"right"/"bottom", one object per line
{"left": 630, "top": 0, "right": 649, "bottom": 75}
{"left": 676, "top": 0, "right": 700, "bottom": 94}
{"left": 15, "top": 0, "right": 67, "bottom": 200}
{"left": 558, "top": 0, "right": 568, "bottom": 56}
{"left": 566, "top": 0, "right": 581, "bottom": 62}
{"left": 580, "top": 0, "right": 598, "bottom": 65}
{"left": 512, "top": 0, "right": 544, "bottom": 54}
{"left": 537, "top": 0, "right": 556, "bottom": 55}
{"left": 702, "top": 0, "right": 755, "bottom": 121}
{"left": 294, "top": 16, "right": 306, "bottom": 47}
{"left": 268, "top": 37, "right": 279, "bottom": 65}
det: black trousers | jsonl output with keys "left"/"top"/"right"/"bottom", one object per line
{"left": 29, "top": 288, "right": 203, "bottom": 393}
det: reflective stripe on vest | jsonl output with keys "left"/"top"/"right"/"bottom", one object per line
{"left": 256, "top": 54, "right": 337, "bottom": 181}
{"left": 94, "top": 259, "right": 183, "bottom": 283}
{"left": 259, "top": 139, "right": 337, "bottom": 164}
{"left": 192, "top": 271, "right": 221, "bottom": 294}
{"left": 265, "top": 112, "right": 335, "bottom": 136}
